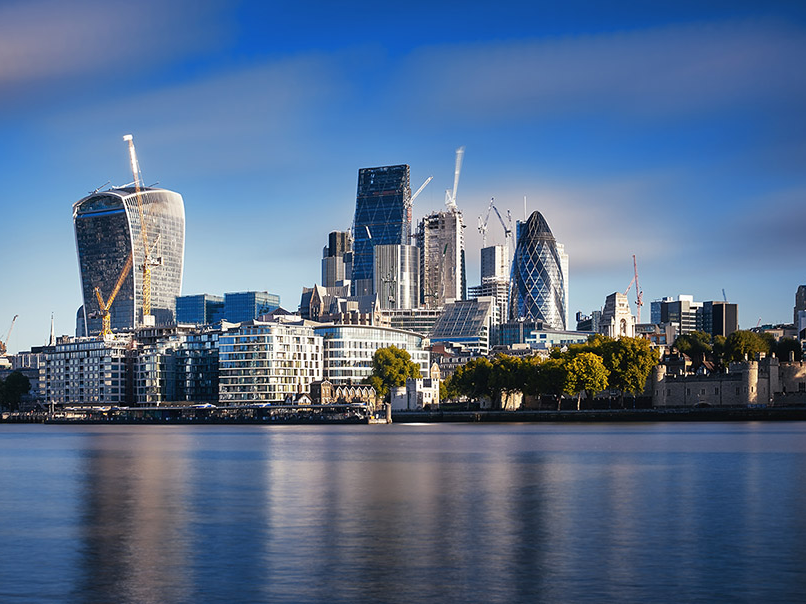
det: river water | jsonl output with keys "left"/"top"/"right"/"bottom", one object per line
{"left": 1, "top": 422, "right": 805, "bottom": 603}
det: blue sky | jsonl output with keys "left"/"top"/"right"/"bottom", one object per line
{"left": 2, "top": 0, "right": 806, "bottom": 353}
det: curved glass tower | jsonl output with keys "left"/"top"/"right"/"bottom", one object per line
{"left": 73, "top": 186, "right": 185, "bottom": 336}
{"left": 509, "top": 211, "right": 566, "bottom": 329}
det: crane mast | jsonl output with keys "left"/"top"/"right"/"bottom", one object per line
{"left": 633, "top": 254, "right": 643, "bottom": 324}
{"left": 94, "top": 254, "right": 134, "bottom": 337}
{"left": 445, "top": 146, "right": 465, "bottom": 211}
{"left": 477, "top": 198, "right": 495, "bottom": 247}
{"left": 123, "top": 134, "right": 161, "bottom": 322}
{"left": 0, "top": 314, "right": 19, "bottom": 356}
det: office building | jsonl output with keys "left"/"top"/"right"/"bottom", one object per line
{"left": 219, "top": 320, "right": 323, "bottom": 404}
{"left": 73, "top": 186, "right": 185, "bottom": 335}
{"left": 416, "top": 210, "right": 466, "bottom": 308}
{"left": 322, "top": 231, "right": 353, "bottom": 288}
{"left": 794, "top": 286, "right": 806, "bottom": 325}
{"left": 373, "top": 244, "right": 419, "bottom": 310}
{"left": 430, "top": 297, "right": 499, "bottom": 355}
{"left": 223, "top": 291, "right": 280, "bottom": 323}
{"left": 176, "top": 294, "right": 224, "bottom": 325}
{"left": 654, "top": 295, "right": 703, "bottom": 336}
{"left": 378, "top": 308, "right": 443, "bottom": 337}
{"left": 313, "top": 324, "right": 429, "bottom": 386}
{"left": 509, "top": 211, "right": 567, "bottom": 330}
{"left": 480, "top": 245, "right": 509, "bottom": 281}
{"left": 351, "top": 165, "right": 412, "bottom": 296}
{"left": 702, "top": 301, "right": 739, "bottom": 337}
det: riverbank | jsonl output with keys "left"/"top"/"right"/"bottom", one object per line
{"left": 392, "top": 406, "right": 806, "bottom": 423}
{"left": 4, "top": 405, "right": 806, "bottom": 424}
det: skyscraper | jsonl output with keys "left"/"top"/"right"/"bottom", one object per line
{"left": 74, "top": 186, "right": 185, "bottom": 336}
{"left": 373, "top": 244, "right": 419, "bottom": 310}
{"left": 509, "top": 211, "right": 567, "bottom": 330}
{"left": 416, "top": 210, "right": 466, "bottom": 308}
{"left": 321, "top": 230, "right": 353, "bottom": 288}
{"left": 351, "top": 165, "right": 412, "bottom": 296}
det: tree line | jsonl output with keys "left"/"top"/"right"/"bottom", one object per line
{"left": 446, "top": 335, "right": 659, "bottom": 409}
{"left": 673, "top": 329, "right": 802, "bottom": 371}
{"left": 0, "top": 371, "right": 31, "bottom": 412}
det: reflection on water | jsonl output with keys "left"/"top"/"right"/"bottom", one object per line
{"left": 1, "top": 423, "right": 806, "bottom": 603}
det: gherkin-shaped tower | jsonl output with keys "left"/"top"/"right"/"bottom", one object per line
{"left": 509, "top": 211, "right": 566, "bottom": 329}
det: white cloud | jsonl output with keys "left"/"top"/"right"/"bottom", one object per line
{"left": 396, "top": 19, "right": 806, "bottom": 123}
{"left": 0, "top": 0, "right": 229, "bottom": 89}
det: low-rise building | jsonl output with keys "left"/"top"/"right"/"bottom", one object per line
{"left": 314, "top": 324, "right": 429, "bottom": 386}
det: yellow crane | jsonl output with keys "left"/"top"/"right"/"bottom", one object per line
{"left": 0, "top": 314, "right": 18, "bottom": 356}
{"left": 93, "top": 254, "right": 133, "bottom": 337}
{"left": 123, "top": 134, "right": 161, "bottom": 322}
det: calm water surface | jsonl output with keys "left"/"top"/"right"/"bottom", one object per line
{"left": 1, "top": 422, "right": 805, "bottom": 603}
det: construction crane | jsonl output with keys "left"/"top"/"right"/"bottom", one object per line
{"left": 93, "top": 254, "right": 134, "bottom": 337}
{"left": 722, "top": 289, "right": 728, "bottom": 302}
{"left": 94, "top": 254, "right": 134, "bottom": 337}
{"left": 410, "top": 176, "right": 433, "bottom": 206}
{"left": 633, "top": 254, "right": 643, "bottom": 324}
{"left": 445, "top": 146, "right": 465, "bottom": 211}
{"left": 0, "top": 314, "right": 18, "bottom": 356}
{"left": 491, "top": 203, "right": 513, "bottom": 250}
{"left": 123, "top": 134, "right": 161, "bottom": 323}
{"left": 478, "top": 198, "right": 495, "bottom": 247}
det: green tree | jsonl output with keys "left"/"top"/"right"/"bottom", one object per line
{"left": 724, "top": 330, "right": 771, "bottom": 363}
{"left": 490, "top": 355, "right": 525, "bottom": 409}
{"left": 522, "top": 356, "right": 567, "bottom": 409}
{"left": 712, "top": 335, "right": 727, "bottom": 367}
{"left": 364, "top": 346, "right": 422, "bottom": 401}
{"left": 0, "top": 372, "right": 31, "bottom": 412}
{"left": 451, "top": 358, "right": 494, "bottom": 401}
{"left": 775, "top": 337, "right": 803, "bottom": 361}
{"left": 673, "top": 331, "right": 712, "bottom": 363}
{"left": 601, "top": 337, "right": 659, "bottom": 400}
{"left": 564, "top": 352, "right": 609, "bottom": 410}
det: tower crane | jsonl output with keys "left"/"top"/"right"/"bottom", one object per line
{"left": 93, "top": 254, "right": 134, "bottom": 338}
{"left": 0, "top": 314, "right": 18, "bottom": 356}
{"left": 123, "top": 134, "right": 161, "bottom": 323}
{"left": 478, "top": 198, "right": 495, "bottom": 247}
{"left": 445, "top": 146, "right": 465, "bottom": 211}
{"left": 633, "top": 254, "right": 643, "bottom": 324}
{"left": 491, "top": 203, "right": 513, "bottom": 251}
{"left": 410, "top": 176, "right": 433, "bottom": 206}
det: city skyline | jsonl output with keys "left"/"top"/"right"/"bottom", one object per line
{"left": 2, "top": 0, "right": 806, "bottom": 353}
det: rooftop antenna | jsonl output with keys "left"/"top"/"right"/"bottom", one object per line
{"left": 48, "top": 313, "right": 55, "bottom": 347}
{"left": 90, "top": 181, "right": 110, "bottom": 194}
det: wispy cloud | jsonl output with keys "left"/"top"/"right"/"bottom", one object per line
{"left": 396, "top": 19, "right": 806, "bottom": 123}
{"left": 0, "top": 0, "right": 230, "bottom": 98}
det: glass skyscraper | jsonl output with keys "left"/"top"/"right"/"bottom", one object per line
{"left": 351, "top": 165, "right": 412, "bottom": 296}
{"left": 509, "top": 211, "right": 567, "bottom": 330}
{"left": 73, "top": 186, "right": 185, "bottom": 336}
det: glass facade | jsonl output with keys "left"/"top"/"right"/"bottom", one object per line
{"left": 352, "top": 165, "right": 412, "bottom": 296}
{"left": 314, "top": 324, "right": 429, "bottom": 386}
{"left": 509, "top": 211, "right": 567, "bottom": 330}
{"left": 73, "top": 187, "right": 185, "bottom": 335}
{"left": 223, "top": 292, "right": 281, "bottom": 323}
{"left": 373, "top": 244, "right": 419, "bottom": 310}
{"left": 430, "top": 297, "right": 497, "bottom": 354}
{"left": 176, "top": 294, "right": 224, "bottom": 325}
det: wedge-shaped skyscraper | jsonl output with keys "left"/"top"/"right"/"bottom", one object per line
{"left": 351, "top": 165, "right": 412, "bottom": 296}
{"left": 509, "top": 211, "right": 567, "bottom": 329}
{"left": 74, "top": 186, "right": 185, "bottom": 336}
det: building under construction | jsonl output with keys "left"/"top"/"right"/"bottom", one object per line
{"left": 73, "top": 137, "right": 185, "bottom": 336}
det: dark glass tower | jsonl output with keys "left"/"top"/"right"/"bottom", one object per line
{"left": 351, "top": 165, "right": 411, "bottom": 296}
{"left": 74, "top": 186, "right": 185, "bottom": 336}
{"left": 509, "top": 211, "right": 566, "bottom": 329}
